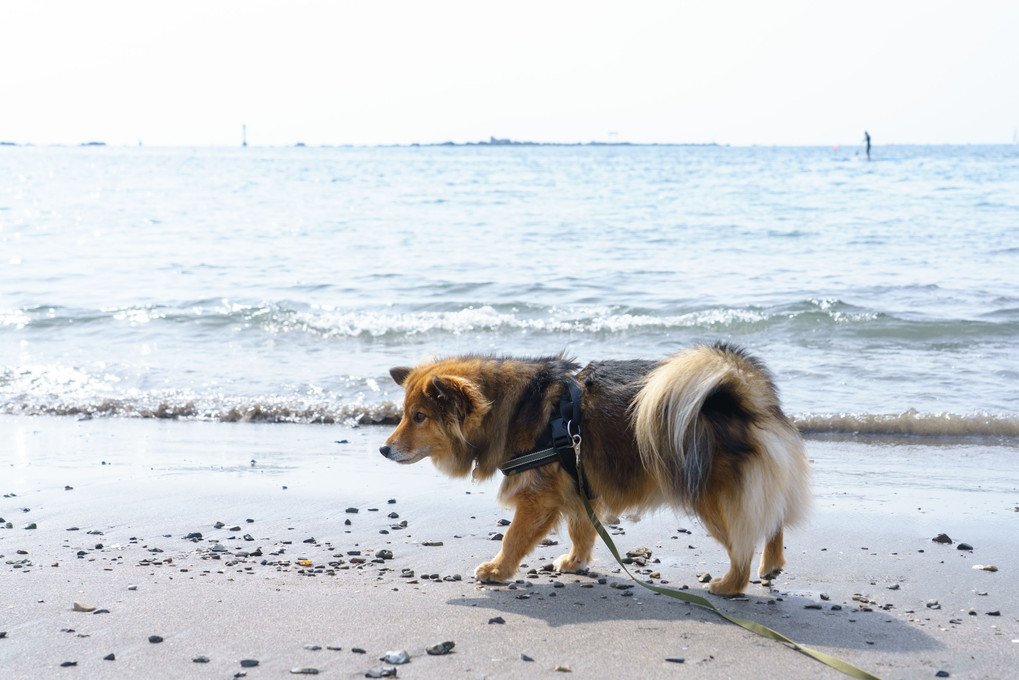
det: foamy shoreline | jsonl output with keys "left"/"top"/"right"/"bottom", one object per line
{"left": 2, "top": 415, "right": 1017, "bottom": 679}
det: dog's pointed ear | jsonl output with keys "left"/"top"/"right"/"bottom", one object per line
{"left": 389, "top": 366, "right": 413, "bottom": 386}
{"left": 429, "top": 375, "right": 491, "bottom": 419}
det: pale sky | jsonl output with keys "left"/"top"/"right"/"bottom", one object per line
{"left": 2, "top": 1, "right": 1017, "bottom": 147}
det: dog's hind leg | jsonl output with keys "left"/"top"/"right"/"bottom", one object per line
{"left": 696, "top": 497, "right": 755, "bottom": 596}
{"left": 552, "top": 510, "right": 596, "bottom": 573}
{"left": 475, "top": 493, "right": 559, "bottom": 583}
{"left": 758, "top": 527, "right": 785, "bottom": 580}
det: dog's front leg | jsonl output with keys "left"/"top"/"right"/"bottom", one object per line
{"left": 475, "top": 494, "right": 559, "bottom": 583}
{"left": 552, "top": 509, "right": 596, "bottom": 573}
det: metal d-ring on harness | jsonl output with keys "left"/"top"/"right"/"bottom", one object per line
{"left": 499, "top": 378, "right": 883, "bottom": 680}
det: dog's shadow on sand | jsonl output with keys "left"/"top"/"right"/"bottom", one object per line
{"left": 447, "top": 574, "right": 941, "bottom": 654}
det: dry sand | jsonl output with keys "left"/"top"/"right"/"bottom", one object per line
{"left": 2, "top": 415, "right": 1017, "bottom": 679}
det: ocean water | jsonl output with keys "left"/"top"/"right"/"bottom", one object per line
{"left": 1, "top": 144, "right": 1017, "bottom": 437}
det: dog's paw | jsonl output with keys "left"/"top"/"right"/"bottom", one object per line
{"left": 707, "top": 576, "right": 746, "bottom": 597}
{"left": 552, "top": 553, "right": 589, "bottom": 574}
{"left": 758, "top": 566, "right": 783, "bottom": 581}
{"left": 474, "top": 561, "right": 513, "bottom": 583}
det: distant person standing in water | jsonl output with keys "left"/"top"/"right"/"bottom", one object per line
{"left": 864, "top": 131, "right": 871, "bottom": 161}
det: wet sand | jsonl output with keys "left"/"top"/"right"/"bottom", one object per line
{"left": 2, "top": 415, "right": 1017, "bottom": 679}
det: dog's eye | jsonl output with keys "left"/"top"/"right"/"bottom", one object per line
{"left": 413, "top": 411, "right": 427, "bottom": 424}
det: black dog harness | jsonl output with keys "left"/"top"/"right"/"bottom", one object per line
{"left": 498, "top": 377, "right": 592, "bottom": 496}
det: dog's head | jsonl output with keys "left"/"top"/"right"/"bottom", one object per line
{"left": 380, "top": 359, "right": 492, "bottom": 478}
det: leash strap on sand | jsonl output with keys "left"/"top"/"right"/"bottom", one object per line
{"left": 570, "top": 431, "right": 883, "bottom": 680}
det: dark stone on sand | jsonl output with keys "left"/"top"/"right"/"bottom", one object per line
{"left": 240, "top": 659, "right": 260, "bottom": 667}
{"left": 60, "top": 661, "right": 77, "bottom": 667}
{"left": 365, "top": 668, "right": 397, "bottom": 678}
{"left": 932, "top": 533, "right": 953, "bottom": 544}
{"left": 0, "top": 631, "right": 7, "bottom": 639}
{"left": 666, "top": 657, "right": 686, "bottom": 663}
{"left": 490, "top": 532, "right": 504, "bottom": 541}
{"left": 291, "top": 668, "right": 320, "bottom": 674}
{"left": 148, "top": 635, "right": 163, "bottom": 643}
{"left": 521, "top": 654, "right": 534, "bottom": 662}
{"left": 24, "top": 523, "right": 37, "bottom": 530}
{"left": 986, "top": 610, "right": 1001, "bottom": 616}
{"left": 489, "top": 616, "right": 506, "bottom": 624}
{"left": 345, "top": 519, "right": 352, "bottom": 526}
{"left": 426, "top": 641, "right": 455, "bottom": 655}
{"left": 957, "top": 543, "right": 973, "bottom": 551}
{"left": 377, "top": 549, "right": 394, "bottom": 560}
{"left": 388, "top": 512, "right": 399, "bottom": 519}
{"left": 936, "top": 672, "right": 950, "bottom": 678}
{"left": 103, "top": 653, "right": 115, "bottom": 660}
{"left": 193, "top": 656, "right": 210, "bottom": 663}
{"left": 93, "top": 609, "right": 110, "bottom": 614}
{"left": 346, "top": 507, "right": 359, "bottom": 514}
{"left": 352, "top": 647, "right": 367, "bottom": 654}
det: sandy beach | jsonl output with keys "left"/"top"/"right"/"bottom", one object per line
{"left": 2, "top": 415, "right": 1016, "bottom": 679}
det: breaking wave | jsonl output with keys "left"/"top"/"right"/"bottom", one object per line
{"left": 3, "top": 393, "right": 1016, "bottom": 440}
{"left": 6, "top": 297, "right": 1014, "bottom": 340}
{"left": 794, "top": 411, "right": 1019, "bottom": 439}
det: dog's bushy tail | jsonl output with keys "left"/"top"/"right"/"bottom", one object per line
{"left": 630, "top": 343, "right": 809, "bottom": 522}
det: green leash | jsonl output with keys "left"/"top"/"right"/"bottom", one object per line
{"left": 570, "top": 432, "right": 884, "bottom": 680}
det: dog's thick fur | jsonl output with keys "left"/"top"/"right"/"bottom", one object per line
{"left": 380, "top": 343, "right": 811, "bottom": 595}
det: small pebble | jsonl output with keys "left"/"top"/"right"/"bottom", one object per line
{"left": 365, "top": 668, "right": 397, "bottom": 678}
{"left": 193, "top": 656, "right": 210, "bottom": 663}
{"left": 521, "top": 654, "right": 534, "bottom": 662}
{"left": 304, "top": 644, "right": 322, "bottom": 651}
{"left": 932, "top": 533, "right": 953, "bottom": 544}
{"left": 352, "top": 647, "right": 367, "bottom": 654}
{"left": 956, "top": 543, "right": 973, "bottom": 551}
{"left": 666, "top": 656, "right": 686, "bottom": 663}
{"left": 240, "top": 659, "right": 260, "bottom": 667}
{"left": 489, "top": 616, "right": 506, "bottom": 624}
{"left": 290, "top": 668, "right": 320, "bottom": 675}
{"left": 986, "top": 610, "right": 1001, "bottom": 616}
{"left": 381, "top": 650, "right": 410, "bottom": 665}
{"left": 696, "top": 572, "right": 712, "bottom": 583}
{"left": 426, "top": 641, "right": 455, "bottom": 655}
{"left": 60, "top": 661, "right": 77, "bottom": 667}
{"left": 148, "top": 635, "right": 164, "bottom": 643}
{"left": 973, "top": 564, "right": 998, "bottom": 572}
{"left": 103, "top": 653, "right": 115, "bottom": 661}
{"left": 936, "top": 671, "right": 950, "bottom": 678}
{"left": 555, "top": 664, "right": 573, "bottom": 672}
{"left": 73, "top": 601, "right": 97, "bottom": 612}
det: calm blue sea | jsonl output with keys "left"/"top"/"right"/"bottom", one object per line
{"left": 1, "top": 144, "right": 1017, "bottom": 437}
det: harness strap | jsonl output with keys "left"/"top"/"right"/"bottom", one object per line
{"left": 499, "top": 377, "right": 590, "bottom": 496}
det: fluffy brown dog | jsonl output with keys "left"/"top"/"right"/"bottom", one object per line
{"left": 379, "top": 343, "right": 811, "bottom": 595}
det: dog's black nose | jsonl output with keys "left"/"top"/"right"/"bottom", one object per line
{"left": 379, "top": 445, "right": 392, "bottom": 458}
